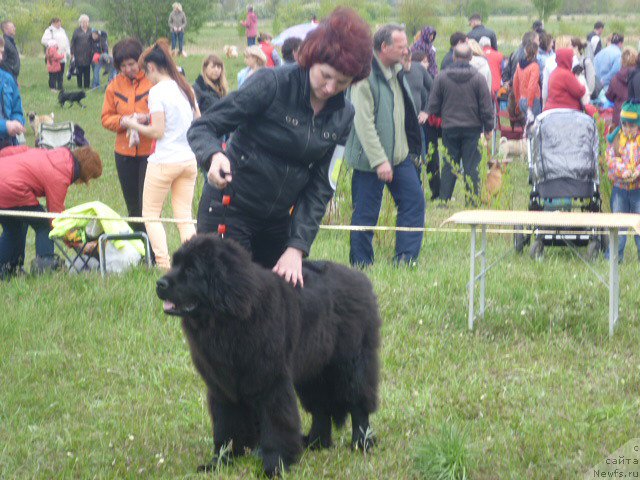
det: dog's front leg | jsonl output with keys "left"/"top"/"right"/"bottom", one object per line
{"left": 196, "top": 391, "right": 259, "bottom": 473}
{"left": 258, "top": 378, "right": 302, "bottom": 477}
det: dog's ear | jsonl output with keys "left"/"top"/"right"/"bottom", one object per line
{"left": 199, "top": 237, "right": 258, "bottom": 319}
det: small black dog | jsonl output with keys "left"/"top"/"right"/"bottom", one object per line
{"left": 58, "top": 89, "right": 86, "bottom": 108}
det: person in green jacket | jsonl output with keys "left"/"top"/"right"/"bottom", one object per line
{"left": 345, "top": 24, "right": 425, "bottom": 267}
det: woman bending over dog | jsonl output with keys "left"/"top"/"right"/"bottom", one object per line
{"left": 0, "top": 145, "right": 102, "bottom": 279}
{"left": 121, "top": 40, "right": 200, "bottom": 270}
{"left": 188, "top": 7, "right": 373, "bottom": 287}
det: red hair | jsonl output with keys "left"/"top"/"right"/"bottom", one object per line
{"left": 297, "top": 8, "right": 373, "bottom": 82}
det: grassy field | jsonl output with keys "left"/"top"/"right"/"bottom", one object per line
{"left": 2, "top": 16, "right": 640, "bottom": 480}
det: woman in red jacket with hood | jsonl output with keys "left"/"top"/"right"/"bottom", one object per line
{"left": 544, "top": 48, "right": 586, "bottom": 111}
{"left": 0, "top": 145, "right": 102, "bottom": 279}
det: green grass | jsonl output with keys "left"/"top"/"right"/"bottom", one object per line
{"left": 3, "top": 16, "right": 640, "bottom": 480}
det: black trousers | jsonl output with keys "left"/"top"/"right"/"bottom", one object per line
{"left": 49, "top": 71, "right": 63, "bottom": 90}
{"left": 423, "top": 123, "right": 441, "bottom": 200}
{"left": 76, "top": 64, "right": 91, "bottom": 89}
{"left": 197, "top": 182, "right": 290, "bottom": 269}
{"left": 114, "top": 153, "right": 149, "bottom": 233}
{"left": 440, "top": 127, "right": 482, "bottom": 202}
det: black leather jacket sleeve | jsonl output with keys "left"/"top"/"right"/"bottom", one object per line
{"left": 287, "top": 148, "right": 335, "bottom": 255}
{"left": 187, "top": 69, "right": 278, "bottom": 172}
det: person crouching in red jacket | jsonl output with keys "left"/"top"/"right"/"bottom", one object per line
{"left": 544, "top": 48, "right": 586, "bottom": 112}
{"left": 0, "top": 145, "right": 102, "bottom": 279}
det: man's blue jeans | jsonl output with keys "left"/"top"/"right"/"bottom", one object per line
{"left": 171, "top": 31, "right": 184, "bottom": 53}
{"left": 91, "top": 62, "right": 101, "bottom": 89}
{"left": 350, "top": 158, "right": 425, "bottom": 266}
{"left": 0, "top": 205, "right": 55, "bottom": 276}
{"left": 606, "top": 186, "right": 640, "bottom": 261}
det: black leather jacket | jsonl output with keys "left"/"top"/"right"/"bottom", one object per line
{"left": 188, "top": 65, "right": 355, "bottom": 256}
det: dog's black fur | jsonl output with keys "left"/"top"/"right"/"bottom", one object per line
{"left": 156, "top": 235, "right": 381, "bottom": 477}
{"left": 58, "top": 89, "right": 86, "bottom": 108}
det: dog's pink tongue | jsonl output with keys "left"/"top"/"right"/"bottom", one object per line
{"left": 163, "top": 301, "right": 176, "bottom": 312}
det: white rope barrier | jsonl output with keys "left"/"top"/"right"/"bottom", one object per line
{"left": 0, "top": 208, "right": 632, "bottom": 236}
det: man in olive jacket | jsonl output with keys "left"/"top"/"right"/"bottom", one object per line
{"left": 427, "top": 43, "right": 494, "bottom": 204}
{"left": 345, "top": 24, "right": 425, "bottom": 267}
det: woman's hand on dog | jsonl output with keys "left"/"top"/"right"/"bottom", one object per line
{"left": 207, "top": 153, "right": 232, "bottom": 189}
{"left": 273, "top": 247, "right": 304, "bottom": 288}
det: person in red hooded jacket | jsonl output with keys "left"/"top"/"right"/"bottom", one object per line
{"left": 544, "top": 48, "right": 586, "bottom": 111}
{"left": 0, "top": 145, "right": 102, "bottom": 279}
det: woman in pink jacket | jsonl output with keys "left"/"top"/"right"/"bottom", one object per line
{"left": 0, "top": 145, "right": 102, "bottom": 278}
{"left": 46, "top": 40, "right": 65, "bottom": 92}
{"left": 241, "top": 5, "right": 258, "bottom": 46}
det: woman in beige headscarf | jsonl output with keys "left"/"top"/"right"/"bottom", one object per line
{"left": 237, "top": 45, "right": 267, "bottom": 88}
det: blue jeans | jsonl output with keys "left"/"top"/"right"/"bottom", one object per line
{"left": 91, "top": 62, "right": 101, "bottom": 88}
{"left": 350, "top": 158, "right": 425, "bottom": 266}
{"left": 247, "top": 36, "right": 256, "bottom": 46}
{"left": 171, "top": 31, "right": 184, "bottom": 52}
{"left": 518, "top": 98, "right": 542, "bottom": 118}
{"left": 606, "top": 186, "right": 640, "bottom": 261}
{"left": 0, "top": 205, "right": 55, "bottom": 276}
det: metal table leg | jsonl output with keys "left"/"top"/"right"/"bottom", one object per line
{"left": 469, "top": 225, "right": 477, "bottom": 330}
{"left": 479, "top": 225, "right": 487, "bottom": 319}
{"left": 609, "top": 228, "right": 620, "bottom": 337}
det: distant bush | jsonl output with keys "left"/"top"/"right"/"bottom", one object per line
{"left": 5, "top": 0, "right": 79, "bottom": 56}
{"left": 318, "top": 0, "right": 392, "bottom": 26}
{"left": 466, "top": 0, "right": 490, "bottom": 22}
{"left": 272, "top": 1, "right": 318, "bottom": 36}
{"left": 98, "top": 0, "right": 210, "bottom": 46}
{"left": 398, "top": 0, "right": 439, "bottom": 38}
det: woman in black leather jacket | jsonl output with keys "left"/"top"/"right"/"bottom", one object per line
{"left": 188, "top": 8, "right": 372, "bottom": 286}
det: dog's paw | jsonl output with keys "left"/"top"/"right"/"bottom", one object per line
{"left": 351, "top": 434, "right": 376, "bottom": 453}
{"left": 196, "top": 454, "right": 232, "bottom": 473}
{"left": 302, "top": 434, "right": 332, "bottom": 450}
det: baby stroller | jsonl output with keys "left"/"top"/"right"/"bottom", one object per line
{"left": 514, "top": 109, "right": 604, "bottom": 260}
{"left": 36, "top": 121, "right": 88, "bottom": 149}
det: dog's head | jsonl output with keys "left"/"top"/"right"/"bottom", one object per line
{"left": 27, "top": 111, "right": 37, "bottom": 123}
{"left": 156, "top": 234, "right": 257, "bottom": 320}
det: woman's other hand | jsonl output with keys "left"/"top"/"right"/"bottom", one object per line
{"left": 207, "top": 152, "right": 232, "bottom": 189}
{"left": 272, "top": 247, "right": 304, "bottom": 287}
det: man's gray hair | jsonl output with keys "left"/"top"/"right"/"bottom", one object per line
{"left": 453, "top": 43, "right": 473, "bottom": 62}
{"left": 0, "top": 21, "right": 11, "bottom": 34}
{"left": 374, "top": 24, "right": 405, "bottom": 52}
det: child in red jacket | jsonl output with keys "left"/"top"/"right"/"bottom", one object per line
{"left": 0, "top": 146, "right": 102, "bottom": 279}
{"left": 46, "top": 41, "right": 65, "bottom": 92}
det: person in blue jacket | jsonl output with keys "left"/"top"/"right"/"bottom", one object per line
{"left": 0, "top": 37, "right": 25, "bottom": 149}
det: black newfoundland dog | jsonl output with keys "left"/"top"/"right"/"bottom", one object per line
{"left": 156, "top": 234, "right": 381, "bottom": 477}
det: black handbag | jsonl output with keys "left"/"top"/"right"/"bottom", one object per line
{"left": 66, "top": 58, "right": 77, "bottom": 80}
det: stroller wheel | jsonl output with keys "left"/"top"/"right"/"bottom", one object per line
{"left": 587, "top": 238, "right": 602, "bottom": 262}
{"left": 514, "top": 226, "right": 530, "bottom": 254}
{"left": 530, "top": 238, "right": 544, "bottom": 260}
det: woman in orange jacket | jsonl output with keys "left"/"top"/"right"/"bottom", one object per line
{"left": 513, "top": 41, "right": 542, "bottom": 122}
{"left": 101, "top": 37, "right": 153, "bottom": 239}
